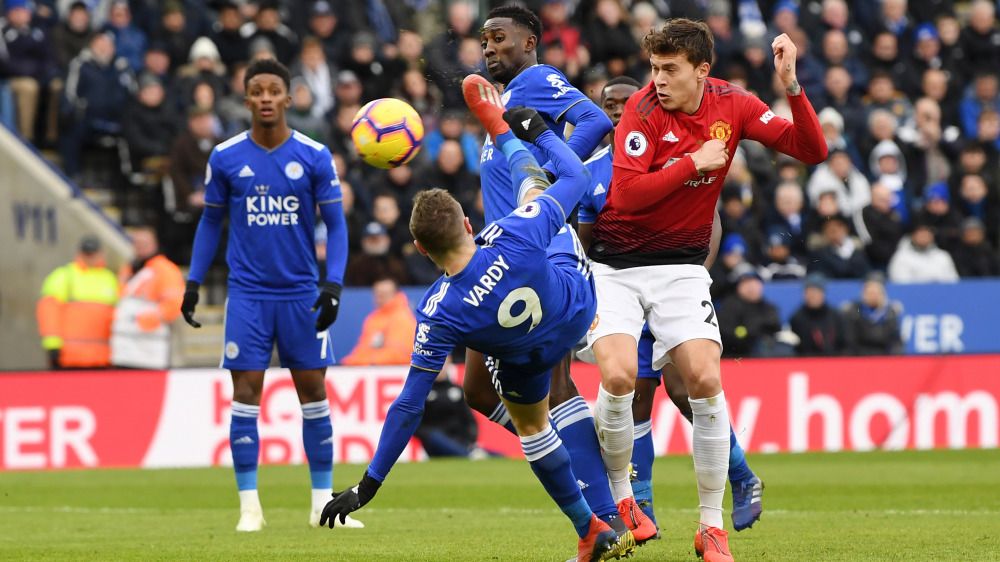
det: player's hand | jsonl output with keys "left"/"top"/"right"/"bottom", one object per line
{"left": 690, "top": 139, "right": 729, "bottom": 174}
{"left": 181, "top": 280, "right": 201, "bottom": 328}
{"left": 320, "top": 473, "right": 381, "bottom": 528}
{"left": 312, "top": 282, "right": 342, "bottom": 331}
{"left": 503, "top": 106, "right": 547, "bottom": 144}
{"left": 771, "top": 33, "right": 799, "bottom": 92}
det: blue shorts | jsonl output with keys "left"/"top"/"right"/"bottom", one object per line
{"left": 484, "top": 355, "right": 552, "bottom": 405}
{"left": 637, "top": 328, "right": 661, "bottom": 384}
{"left": 221, "top": 295, "right": 334, "bottom": 370}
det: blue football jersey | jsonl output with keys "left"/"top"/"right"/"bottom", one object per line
{"left": 479, "top": 65, "right": 591, "bottom": 223}
{"left": 410, "top": 196, "right": 594, "bottom": 374}
{"left": 204, "top": 130, "right": 342, "bottom": 299}
{"left": 578, "top": 145, "right": 612, "bottom": 224}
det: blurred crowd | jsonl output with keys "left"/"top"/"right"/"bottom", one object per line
{"left": 2, "top": 0, "right": 999, "bottom": 293}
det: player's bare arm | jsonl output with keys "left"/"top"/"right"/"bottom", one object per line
{"left": 771, "top": 33, "right": 801, "bottom": 96}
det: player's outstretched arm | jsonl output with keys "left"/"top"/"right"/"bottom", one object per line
{"left": 503, "top": 107, "right": 589, "bottom": 214}
{"left": 555, "top": 98, "right": 612, "bottom": 162}
{"left": 320, "top": 364, "right": 438, "bottom": 528}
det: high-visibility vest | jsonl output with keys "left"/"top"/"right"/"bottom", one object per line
{"left": 341, "top": 292, "right": 417, "bottom": 366}
{"left": 36, "top": 259, "right": 119, "bottom": 368}
{"left": 111, "top": 254, "right": 185, "bottom": 369}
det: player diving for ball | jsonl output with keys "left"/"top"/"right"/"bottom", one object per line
{"left": 319, "top": 103, "right": 628, "bottom": 562}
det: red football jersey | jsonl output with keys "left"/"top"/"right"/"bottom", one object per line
{"left": 591, "top": 77, "right": 827, "bottom": 268}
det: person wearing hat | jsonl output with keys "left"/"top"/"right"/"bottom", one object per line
{"left": 306, "top": 0, "right": 351, "bottom": 66}
{"left": 345, "top": 222, "right": 410, "bottom": 286}
{"left": 914, "top": 180, "right": 964, "bottom": 250}
{"left": 709, "top": 232, "right": 749, "bottom": 300}
{"left": 888, "top": 220, "right": 960, "bottom": 283}
{"left": 36, "top": 236, "right": 120, "bottom": 369}
{"left": 717, "top": 263, "right": 781, "bottom": 358}
{"left": 950, "top": 217, "right": 1000, "bottom": 277}
{"left": 809, "top": 213, "right": 871, "bottom": 279}
{"left": 789, "top": 273, "right": 846, "bottom": 356}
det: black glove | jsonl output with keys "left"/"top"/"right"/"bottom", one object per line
{"left": 320, "top": 472, "right": 381, "bottom": 528}
{"left": 503, "top": 106, "right": 548, "bottom": 144}
{"left": 181, "top": 280, "right": 201, "bottom": 328}
{"left": 312, "top": 282, "right": 342, "bottom": 331}
{"left": 47, "top": 349, "right": 61, "bottom": 370}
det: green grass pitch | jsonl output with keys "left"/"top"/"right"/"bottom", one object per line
{"left": 1, "top": 449, "right": 998, "bottom": 560}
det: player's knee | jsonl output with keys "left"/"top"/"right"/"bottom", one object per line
{"left": 682, "top": 364, "right": 722, "bottom": 398}
{"left": 604, "top": 369, "right": 636, "bottom": 395}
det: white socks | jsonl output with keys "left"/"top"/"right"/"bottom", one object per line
{"left": 594, "top": 384, "right": 635, "bottom": 503}
{"left": 689, "top": 391, "right": 730, "bottom": 529}
{"left": 311, "top": 488, "right": 331, "bottom": 511}
{"left": 238, "top": 489, "right": 262, "bottom": 512}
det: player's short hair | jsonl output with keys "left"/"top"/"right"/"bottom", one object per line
{"left": 602, "top": 76, "right": 641, "bottom": 100}
{"left": 410, "top": 189, "right": 467, "bottom": 257}
{"left": 642, "top": 18, "right": 714, "bottom": 67}
{"left": 486, "top": 4, "right": 543, "bottom": 43}
{"left": 244, "top": 58, "right": 291, "bottom": 92}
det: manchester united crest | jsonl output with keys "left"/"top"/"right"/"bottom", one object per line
{"left": 708, "top": 120, "right": 732, "bottom": 142}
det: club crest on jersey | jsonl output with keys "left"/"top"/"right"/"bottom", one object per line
{"left": 284, "top": 161, "right": 304, "bottom": 180}
{"left": 709, "top": 120, "right": 732, "bottom": 142}
{"left": 225, "top": 341, "right": 239, "bottom": 359}
{"left": 624, "top": 131, "right": 647, "bottom": 156}
{"left": 514, "top": 202, "right": 541, "bottom": 218}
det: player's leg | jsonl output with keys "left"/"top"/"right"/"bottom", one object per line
{"left": 221, "top": 296, "right": 274, "bottom": 532}
{"left": 645, "top": 265, "right": 733, "bottom": 560}
{"left": 664, "top": 364, "right": 762, "bottom": 532}
{"left": 278, "top": 297, "right": 363, "bottom": 529}
{"left": 630, "top": 329, "right": 661, "bottom": 527}
{"left": 462, "top": 348, "right": 516, "bottom": 434}
{"left": 493, "top": 362, "right": 618, "bottom": 562}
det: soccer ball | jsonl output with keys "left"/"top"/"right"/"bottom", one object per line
{"left": 350, "top": 98, "right": 424, "bottom": 169}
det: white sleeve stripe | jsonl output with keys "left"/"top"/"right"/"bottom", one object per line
{"left": 538, "top": 194, "right": 567, "bottom": 223}
{"left": 317, "top": 198, "right": 343, "bottom": 205}
{"left": 204, "top": 202, "right": 226, "bottom": 208}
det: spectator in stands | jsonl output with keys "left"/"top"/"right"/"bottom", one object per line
{"left": 425, "top": 0, "right": 476, "bottom": 108}
{"left": 820, "top": 29, "right": 868, "bottom": 93}
{"left": 241, "top": 0, "right": 297, "bottom": 65}
{"left": 914, "top": 181, "right": 963, "bottom": 252}
{"left": 102, "top": 0, "right": 146, "bottom": 72}
{"left": 424, "top": 109, "right": 480, "bottom": 175}
{"left": 175, "top": 37, "right": 227, "bottom": 109}
{"left": 585, "top": 0, "right": 639, "bottom": 77}
{"left": 140, "top": 42, "right": 174, "bottom": 94}
{"left": 807, "top": 147, "right": 871, "bottom": 217}
{"left": 888, "top": 221, "right": 960, "bottom": 283}
{"left": 857, "top": 182, "right": 905, "bottom": 271}
{"left": 842, "top": 273, "right": 903, "bottom": 355}
{"left": 768, "top": 0, "right": 800, "bottom": 40}
{"left": 291, "top": 36, "right": 335, "bottom": 121}
{"left": 954, "top": 173, "right": 1000, "bottom": 244}
{"left": 36, "top": 236, "right": 119, "bottom": 369}
{"left": 974, "top": 108, "right": 1000, "bottom": 153}
{"left": 821, "top": 65, "right": 865, "bottom": 142}
{"left": 720, "top": 183, "right": 763, "bottom": 265}
{"left": 921, "top": 67, "right": 959, "bottom": 127}
{"left": 51, "top": 1, "right": 91, "bottom": 74}
{"left": 328, "top": 101, "right": 360, "bottom": 160}
{"left": 399, "top": 68, "right": 443, "bottom": 128}
{"left": 764, "top": 180, "right": 809, "bottom": 261}
{"left": 306, "top": 0, "right": 350, "bottom": 67}
{"left": 737, "top": 34, "right": 775, "bottom": 104}
{"left": 424, "top": 139, "right": 479, "bottom": 211}
{"left": 1, "top": 0, "right": 58, "bottom": 143}
{"left": 867, "top": 139, "right": 910, "bottom": 216}
{"left": 333, "top": 69, "right": 363, "bottom": 109}
{"left": 316, "top": 177, "right": 364, "bottom": 261}
{"left": 345, "top": 221, "right": 410, "bottom": 286}
{"left": 341, "top": 277, "right": 417, "bottom": 366}
{"left": 163, "top": 107, "right": 216, "bottom": 264}
{"left": 152, "top": 1, "right": 195, "bottom": 72}
{"left": 909, "top": 24, "right": 951, "bottom": 99}
{"left": 286, "top": 79, "right": 328, "bottom": 142}
{"left": 809, "top": 214, "right": 871, "bottom": 279}
{"left": 123, "top": 74, "right": 178, "bottom": 173}
{"left": 216, "top": 62, "right": 251, "bottom": 135}
{"left": 949, "top": 141, "right": 995, "bottom": 194}
{"left": 959, "top": 0, "right": 1000, "bottom": 77}
{"left": 959, "top": 73, "right": 1000, "bottom": 139}
{"left": 950, "top": 217, "right": 1000, "bottom": 277}
{"left": 209, "top": 1, "right": 249, "bottom": 69}
{"left": 456, "top": 36, "right": 486, "bottom": 78}
{"left": 368, "top": 164, "right": 421, "bottom": 218}
{"left": 790, "top": 273, "right": 846, "bottom": 356}
{"left": 111, "top": 226, "right": 184, "bottom": 369}
{"left": 900, "top": 97, "right": 955, "bottom": 194}
{"left": 719, "top": 265, "right": 782, "bottom": 358}
{"left": 540, "top": 0, "right": 587, "bottom": 84}
{"left": 60, "top": 31, "right": 135, "bottom": 178}
{"left": 371, "top": 192, "right": 411, "bottom": 256}
{"left": 862, "top": 71, "right": 914, "bottom": 129}
{"left": 710, "top": 233, "right": 749, "bottom": 301}
{"left": 878, "top": 0, "right": 915, "bottom": 55}
{"left": 416, "top": 362, "right": 488, "bottom": 459}
{"left": 761, "top": 233, "right": 806, "bottom": 281}
{"left": 818, "top": 107, "right": 862, "bottom": 171}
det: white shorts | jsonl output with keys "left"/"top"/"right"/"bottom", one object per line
{"left": 577, "top": 262, "right": 722, "bottom": 370}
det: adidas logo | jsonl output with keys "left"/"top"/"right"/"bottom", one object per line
{"left": 233, "top": 436, "right": 255, "bottom": 445}
{"left": 239, "top": 165, "right": 255, "bottom": 177}
{"left": 576, "top": 479, "right": 590, "bottom": 490}
{"left": 593, "top": 183, "right": 606, "bottom": 196}
{"left": 663, "top": 131, "right": 679, "bottom": 142}
{"left": 521, "top": 119, "right": 531, "bottom": 130}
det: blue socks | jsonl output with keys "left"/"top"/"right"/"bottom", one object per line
{"left": 728, "top": 427, "right": 754, "bottom": 484}
{"left": 487, "top": 402, "right": 518, "bottom": 435}
{"left": 302, "top": 400, "right": 333, "bottom": 491}
{"left": 230, "top": 402, "right": 260, "bottom": 491}
{"left": 552, "top": 396, "right": 619, "bottom": 522}
{"left": 521, "top": 424, "right": 593, "bottom": 538}
{"left": 631, "top": 419, "right": 655, "bottom": 510}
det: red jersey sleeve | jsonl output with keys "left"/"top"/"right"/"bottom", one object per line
{"left": 739, "top": 89, "right": 828, "bottom": 165}
{"left": 610, "top": 97, "right": 699, "bottom": 213}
